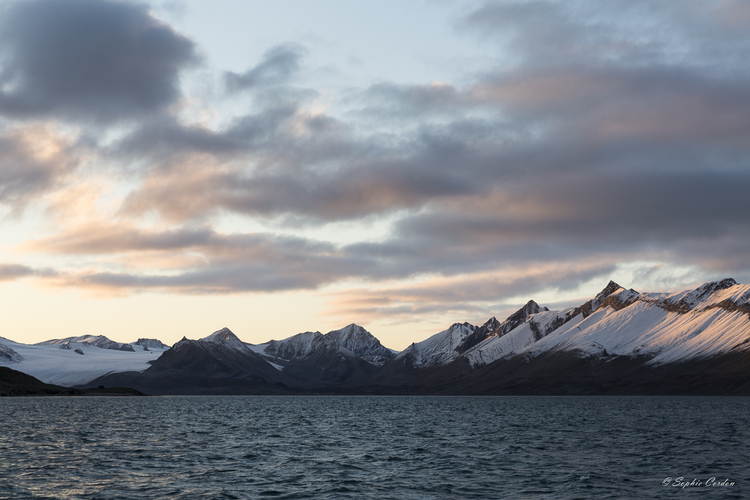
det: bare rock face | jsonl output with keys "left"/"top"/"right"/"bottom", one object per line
{"left": 74, "top": 348, "right": 84, "bottom": 355}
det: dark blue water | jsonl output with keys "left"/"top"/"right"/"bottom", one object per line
{"left": 0, "top": 396, "right": 747, "bottom": 499}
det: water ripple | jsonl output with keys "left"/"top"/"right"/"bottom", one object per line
{"left": 0, "top": 396, "right": 748, "bottom": 499}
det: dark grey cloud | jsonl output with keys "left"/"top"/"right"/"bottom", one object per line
{"left": 225, "top": 44, "right": 306, "bottom": 93}
{"left": 119, "top": 135, "right": 480, "bottom": 223}
{"left": 473, "top": 66, "right": 750, "bottom": 153}
{"left": 393, "top": 172, "right": 750, "bottom": 247}
{"left": 0, "top": 0, "right": 197, "bottom": 123}
{"left": 113, "top": 104, "right": 302, "bottom": 161}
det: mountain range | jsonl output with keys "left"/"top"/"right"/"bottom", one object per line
{"left": 2, "top": 278, "right": 750, "bottom": 395}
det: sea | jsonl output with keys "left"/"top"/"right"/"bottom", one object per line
{"left": 0, "top": 396, "right": 747, "bottom": 499}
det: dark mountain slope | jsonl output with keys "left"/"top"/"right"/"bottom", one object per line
{"left": 1, "top": 366, "right": 141, "bottom": 396}
{"left": 83, "top": 328, "right": 296, "bottom": 395}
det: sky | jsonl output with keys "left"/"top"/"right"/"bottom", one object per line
{"left": 1, "top": 0, "right": 749, "bottom": 349}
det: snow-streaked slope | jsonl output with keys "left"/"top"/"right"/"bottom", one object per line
{"left": 460, "top": 279, "right": 750, "bottom": 367}
{"left": 395, "top": 322, "right": 476, "bottom": 368}
{"left": 463, "top": 309, "right": 576, "bottom": 367}
{"left": 657, "top": 278, "right": 748, "bottom": 312}
{"left": 394, "top": 300, "right": 549, "bottom": 368}
{"left": 0, "top": 337, "right": 170, "bottom": 386}
{"left": 528, "top": 281, "right": 750, "bottom": 364}
{"left": 410, "top": 279, "right": 750, "bottom": 370}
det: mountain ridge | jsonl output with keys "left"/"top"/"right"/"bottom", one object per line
{"left": 3, "top": 278, "right": 750, "bottom": 395}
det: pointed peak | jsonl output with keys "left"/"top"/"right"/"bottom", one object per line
{"left": 510, "top": 300, "right": 545, "bottom": 318}
{"left": 326, "top": 324, "right": 371, "bottom": 340}
{"left": 603, "top": 280, "right": 622, "bottom": 293}
{"left": 592, "top": 280, "right": 625, "bottom": 303}
{"left": 201, "top": 327, "right": 245, "bottom": 347}
{"left": 174, "top": 336, "right": 190, "bottom": 347}
{"left": 336, "top": 323, "right": 366, "bottom": 334}
{"left": 481, "top": 316, "right": 500, "bottom": 328}
{"left": 522, "top": 300, "right": 547, "bottom": 313}
{"left": 448, "top": 322, "right": 475, "bottom": 331}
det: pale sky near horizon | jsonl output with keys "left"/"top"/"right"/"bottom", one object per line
{"left": 1, "top": 0, "right": 749, "bottom": 349}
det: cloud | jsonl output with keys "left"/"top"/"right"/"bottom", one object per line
{"left": 112, "top": 104, "right": 302, "bottom": 162}
{"left": 0, "top": 263, "right": 34, "bottom": 281}
{"left": 4, "top": 0, "right": 750, "bottom": 328}
{"left": 0, "top": 0, "right": 197, "bottom": 123}
{"left": 0, "top": 123, "right": 82, "bottom": 211}
{"left": 225, "top": 43, "right": 306, "bottom": 93}
{"left": 459, "top": 0, "right": 750, "bottom": 69}
{"left": 0, "top": 263, "right": 56, "bottom": 281}
{"left": 25, "top": 223, "right": 217, "bottom": 255}
{"left": 24, "top": 222, "right": 378, "bottom": 292}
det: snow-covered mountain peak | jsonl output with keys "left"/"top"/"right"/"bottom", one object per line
{"left": 660, "top": 278, "right": 744, "bottom": 313}
{"left": 602, "top": 280, "right": 623, "bottom": 295}
{"left": 574, "top": 280, "right": 627, "bottom": 318}
{"left": 394, "top": 321, "right": 477, "bottom": 367}
{"left": 509, "top": 300, "right": 547, "bottom": 323}
{"left": 35, "top": 335, "right": 135, "bottom": 352}
{"left": 460, "top": 278, "right": 750, "bottom": 368}
{"left": 256, "top": 324, "right": 395, "bottom": 366}
{"left": 324, "top": 324, "right": 395, "bottom": 364}
{"left": 133, "top": 338, "right": 170, "bottom": 350}
{"left": 598, "top": 287, "right": 641, "bottom": 311}
{"left": 594, "top": 281, "right": 624, "bottom": 304}
{"left": 480, "top": 317, "right": 500, "bottom": 331}
{"left": 200, "top": 327, "right": 248, "bottom": 351}
{"left": 523, "top": 300, "right": 547, "bottom": 315}
{"left": 326, "top": 323, "right": 368, "bottom": 343}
